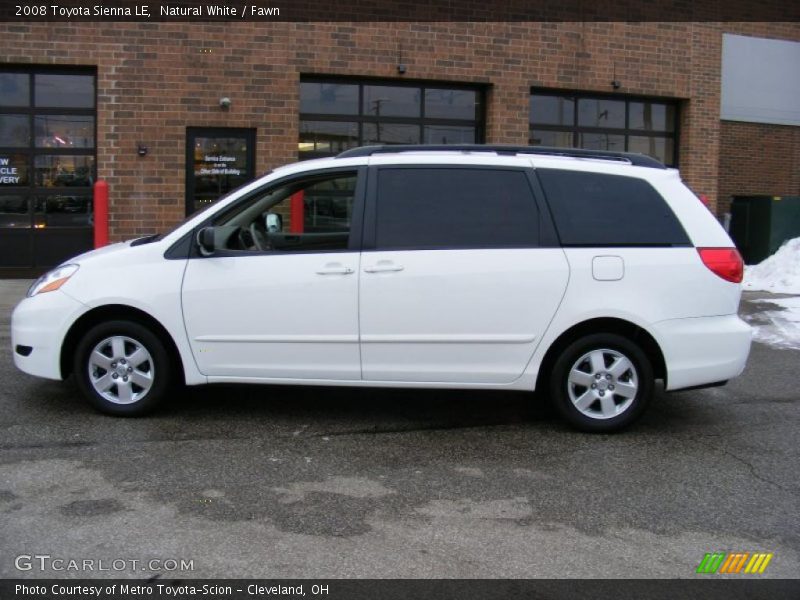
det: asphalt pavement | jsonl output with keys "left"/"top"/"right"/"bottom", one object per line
{"left": 1, "top": 281, "right": 798, "bottom": 578}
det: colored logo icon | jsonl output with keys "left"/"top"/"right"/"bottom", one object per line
{"left": 696, "top": 552, "right": 773, "bottom": 574}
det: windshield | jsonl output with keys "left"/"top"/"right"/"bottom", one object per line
{"left": 128, "top": 203, "right": 214, "bottom": 246}
{"left": 159, "top": 202, "right": 216, "bottom": 238}
{"left": 141, "top": 173, "right": 273, "bottom": 242}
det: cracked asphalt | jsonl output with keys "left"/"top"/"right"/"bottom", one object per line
{"left": 1, "top": 282, "right": 798, "bottom": 578}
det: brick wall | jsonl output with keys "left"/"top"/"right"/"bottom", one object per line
{"left": 1, "top": 21, "right": 798, "bottom": 239}
{"left": 718, "top": 120, "right": 800, "bottom": 213}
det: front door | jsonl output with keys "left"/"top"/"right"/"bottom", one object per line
{"left": 185, "top": 127, "right": 255, "bottom": 216}
{"left": 359, "top": 165, "right": 569, "bottom": 384}
{"left": 181, "top": 168, "right": 364, "bottom": 380}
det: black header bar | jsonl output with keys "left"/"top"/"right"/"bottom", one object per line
{"left": 0, "top": 0, "right": 798, "bottom": 22}
{"left": 2, "top": 579, "right": 800, "bottom": 600}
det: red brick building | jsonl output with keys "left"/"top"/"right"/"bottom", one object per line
{"left": 0, "top": 17, "right": 798, "bottom": 273}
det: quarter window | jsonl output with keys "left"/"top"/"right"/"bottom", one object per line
{"left": 536, "top": 169, "right": 690, "bottom": 247}
{"left": 374, "top": 168, "right": 539, "bottom": 250}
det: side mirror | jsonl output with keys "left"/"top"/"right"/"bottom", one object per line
{"left": 266, "top": 213, "right": 282, "bottom": 233}
{"left": 196, "top": 227, "right": 216, "bottom": 256}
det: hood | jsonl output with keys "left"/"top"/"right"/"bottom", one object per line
{"left": 68, "top": 240, "right": 133, "bottom": 265}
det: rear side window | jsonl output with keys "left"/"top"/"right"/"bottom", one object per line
{"left": 375, "top": 168, "right": 539, "bottom": 249}
{"left": 536, "top": 169, "right": 690, "bottom": 246}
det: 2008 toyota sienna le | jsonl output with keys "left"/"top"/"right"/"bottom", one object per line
{"left": 11, "top": 145, "right": 752, "bottom": 432}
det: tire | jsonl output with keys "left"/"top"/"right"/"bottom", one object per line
{"left": 73, "top": 320, "right": 172, "bottom": 416}
{"left": 549, "top": 333, "right": 653, "bottom": 433}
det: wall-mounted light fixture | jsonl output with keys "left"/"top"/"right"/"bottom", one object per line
{"left": 137, "top": 144, "right": 148, "bottom": 157}
{"left": 219, "top": 96, "right": 232, "bottom": 110}
{"left": 397, "top": 42, "right": 406, "bottom": 75}
{"left": 611, "top": 61, "right": 621, "bottom": 90}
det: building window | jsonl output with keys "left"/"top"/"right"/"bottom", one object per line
{"left": 529, "top": 91, "right": 678, "bottom": 166}
{"left": 299, "top": 78, "right": 485, "bottom": 159}
{"left": 0, "top": 67, "right": 96, "bottom": 271}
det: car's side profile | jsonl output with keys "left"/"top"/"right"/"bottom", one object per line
{"left": 11, "top": 145, "right": 752, "bottom": 432}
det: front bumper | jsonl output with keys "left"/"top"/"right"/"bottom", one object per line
{"left": 653, "top": 314, "right": 752, "bottom": 391}
{"left": 11, "top": 290, "right": 87, "bottom": 380}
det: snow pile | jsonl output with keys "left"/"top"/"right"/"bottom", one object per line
{"left": 743, "top": 237, "right": 800, "bottom": 295}
{"left": 747, "top": 297, "right": 800, "bottom": 351}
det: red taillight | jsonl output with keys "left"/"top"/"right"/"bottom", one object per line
{"left": 697, "top": 247, "right": 744, "bottom": 283}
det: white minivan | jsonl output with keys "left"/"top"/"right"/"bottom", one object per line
{"left": 11, "top": 145, "right": 752, "bottom": 431}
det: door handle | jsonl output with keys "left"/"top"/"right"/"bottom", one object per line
{"left": 363, "top": 262, "right": 405, "bottom": 273}
{"left": 316, "top": 264, "right": 354, "bottom": 275}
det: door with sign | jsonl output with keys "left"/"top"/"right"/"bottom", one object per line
{"left": 185, "top": 128, "right": 255, "bottom": 217}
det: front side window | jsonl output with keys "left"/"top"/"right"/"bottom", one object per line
{"left": 213, "top": 172, "right": 357, "bottom": 253}
{"left": 374, "top": 168, "right": 539, "bottom": 250}
{"left": 536, "top": 169, "right": 690, "bottom": 247}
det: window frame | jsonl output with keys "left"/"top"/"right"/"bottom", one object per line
{"left": 299, "top": 76, "right": 487, "bottom": 160}
{"left": 533, "top": 168, "right": 692, "bottom": 248}
{"left": 0, "top": 65, "right": 97, "bottom": 230}
{"left": 363, "top": 164, "right": 558, "bottom": 252}
{"left": 529, "top": 89, "right": 680, "bottom": 167}
{"left": 187, "top": 166, "right": 368, "bottom": 258}
{"left": 185, "top": 126, "right": 257, "bottom": 216}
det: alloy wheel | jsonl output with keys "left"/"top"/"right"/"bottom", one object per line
{"left": 566, "top": 348, "right": 638, "bottom": 420}
{"left": 88, "top": 335, "right": 155, "bottom": 404}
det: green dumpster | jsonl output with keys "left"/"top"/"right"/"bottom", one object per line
{"left": 729, "top": 195, "right": 800, "bottom": 265}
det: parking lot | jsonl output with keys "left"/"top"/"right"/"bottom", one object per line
{"left": 1, "top": 280, "right": 798, "bottom": 578}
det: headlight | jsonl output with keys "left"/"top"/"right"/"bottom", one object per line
{"left": 27, "top": 264, "right": 80, "bottom": 297}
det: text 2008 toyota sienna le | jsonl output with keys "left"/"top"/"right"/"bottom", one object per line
{"left": 11, "top": 145, "right": 752, "bottom": 432}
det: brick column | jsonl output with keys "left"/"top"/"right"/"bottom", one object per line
{"left": 679, "top": 23, "right": 723, "bottom": 214}
{"left": 485, "top": 82, "right": 530, "bottom": 146}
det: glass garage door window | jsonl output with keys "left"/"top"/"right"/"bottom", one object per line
{"left": 0, "top": 68, "right": 96, "bottom": 271}
{"left": 529, "top": 91, "right": 678, "bottom": 166}
{"left": 299, "top": 79, "right": 485, "bottom": 160}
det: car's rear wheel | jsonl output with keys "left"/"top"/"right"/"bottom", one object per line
{"left": 550, "top": 333, "right": 653, "bottom": 432}
{"left": 73, "top": 320, "right": 171, "bottom": 416}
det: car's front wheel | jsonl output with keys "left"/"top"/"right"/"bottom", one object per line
{"left": 73, "top": 320, "right": 171, "bottom": 416}
{"left": 549, "top": 333, "right": 653, "bottom": 432}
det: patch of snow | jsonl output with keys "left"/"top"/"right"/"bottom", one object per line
{"left": 743, "top": 237, "right": 800, "bottom": 294}
{"left": 744, "top": 297, "right": 800, "bottom": 350}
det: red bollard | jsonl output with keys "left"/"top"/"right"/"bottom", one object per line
{"left": 94, "top": 179, "right": 109, "bottom": 248}
{"left": 289, "top": 190, "right": 305, "bottom": 233}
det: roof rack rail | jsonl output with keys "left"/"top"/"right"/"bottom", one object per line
{"left": 335, "top": 144, "right": 667, "bottom": 169}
